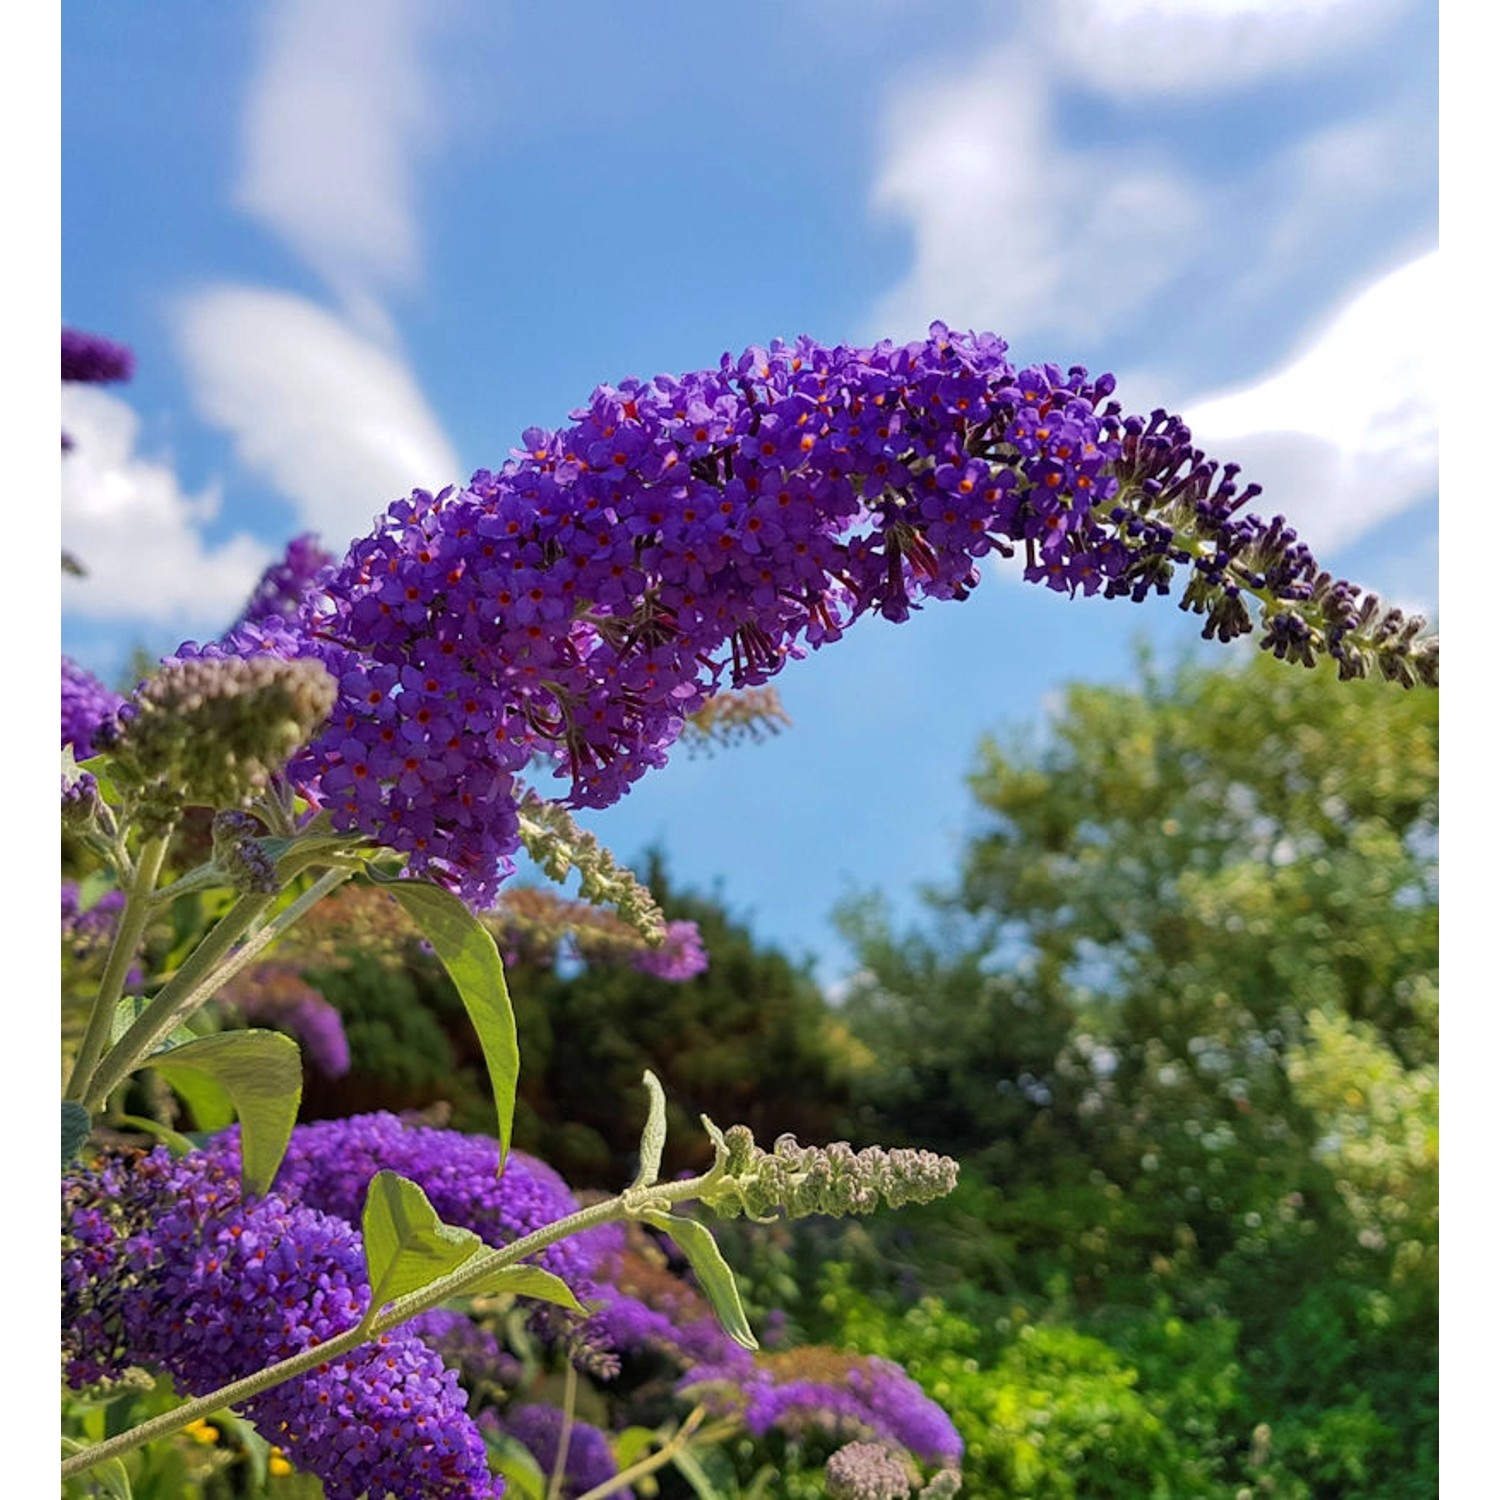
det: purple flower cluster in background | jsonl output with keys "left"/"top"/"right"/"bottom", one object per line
{"left": 62, "top": 327, "right": 136, "bottom": 385}
{"left": 62, "top": 656, "right": 124, "bottom": 762}
{"left": 62, "top": 1148, "right": 504, "bottom": 1498}
{"left": 173, "top": 324, "right": 1426, "bottom": 910}
{"left": 201, "top": 1112, "right": 622, "bottom": 1290}
{"left": 490, "top": 1403, "right": 628, "bottom": 1498}
{"left": 628, "top": 918, "right": 710, "bottom": 981}
{"left": 219, "top": 963, "right": 351, "bottom": 1077}
{"left": 683, "top": 1348, "right": 962, "bottom": 1467}
{"left": 61, "top": 883, "right": 125, "bottom": 960}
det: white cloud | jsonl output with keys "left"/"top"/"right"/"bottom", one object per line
{"left": 61, "top": 387, "right": 270, "bottom": 632}
{"left": 1173, "top": 252, "right": 1437, "bottom": 555}
{"left": 235, "top": 0, "right": 442, "bottom": 308}
{"left": 1038, "top": 0, "right": 1412, "bottom": 98}
{"left": 867, "top": 50, "right": 1204, "bottom": 345}
{"left": 175, "top": 285, "right": 462, "bottom": 553}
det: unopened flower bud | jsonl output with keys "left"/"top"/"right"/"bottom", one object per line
{"left": 112, "top": 654, "right": 336, "bottom": 832}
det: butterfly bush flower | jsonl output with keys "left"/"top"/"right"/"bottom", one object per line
{"left": 62, "top": 656, "right": 124, "bottom": 761}
{"left": 219, "top": 963, "right": 351, "bottom": 1077}
{"left": 494, "top": 1404, "right": 627, "bottom": 1498}
{"left": 237, "top": 533, "right": 336, "bottom": 627}
{"left": 62, "top": 327, "right": 136, "bottom": 384}
{"left": 201, "top": 1112, "right": 622, "bottom": 1289}
{"left": 683, "top": 1347, "right": 963, "bottom": 1467}
{"left": 629, "top": 918, "right": 709, "bottom": 981}
{"left": 62, "top": 1148, "right": 504, "bottom": 1498}
{"left": 175, "top": 326, "right": 1428, "bottom": 909}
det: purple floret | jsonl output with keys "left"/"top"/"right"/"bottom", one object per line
{"left": 237, "top": 533, "right": 336, "bottom": 628}
{"left": 62, "top": 656, "right": 124, "bottom": 760}
{"left": 202, "top": 1112, "right": 621, "bottom": 1289}
{"left": 630, "top": 920, "right": 710, "bottom": 981}
{"left": 62, "top": 1148, "right": 504, "bottom": 1498}
{"left": 62, "top": 327, "right": 135, "bottom": 384}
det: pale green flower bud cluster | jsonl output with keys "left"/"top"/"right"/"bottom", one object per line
{"left": 515, "top": 790, "right": 666, "bottom": 942}
{"left": 703, "top": 1125, "right": 959, "bottom": 1221}
{"left": 111, "top": 656, "right": 336, "bottom": 832}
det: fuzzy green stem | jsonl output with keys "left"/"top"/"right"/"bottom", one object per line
{"left": 61, "top": 1162, "right": 728, "bottom": 1482}
{"left": 83, "top": 866, "right": 353, "bottom": 1112}
{"left": 546, "top": 1358, "right": 579, "bottom": 1500}
{"left": 65, "top": 836, "right": 170, "bottom": 1103}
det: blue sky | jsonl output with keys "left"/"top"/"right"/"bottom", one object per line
{"left": 59, "top": 0, "right": 1440, "bottom": 985}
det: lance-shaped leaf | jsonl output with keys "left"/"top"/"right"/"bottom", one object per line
{"left": 457, "top": 1262, "right": 585, "bottom": 1312}
{"left": 62, "top": 1102, "right": 92, "bottom": 1169}
{"left": 632, "top": 1069, "right": 669, "bottom": 1190}
{"left": 381, "top": 878, "right": 519, "bottom": 1167}
{"left": 152, "top": 1030, "right": 301, "bottom": 1196}
{"left": 361, "top": 1170, "right": 484, "bottom": 1315}
{"left": 640, "top": 1209, "right": 758, "bottom": 1351}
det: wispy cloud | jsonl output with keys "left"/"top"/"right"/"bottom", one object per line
{"left": 235, "top": 0, "right": 443, "bottom": 312}
{"left": 175, "top": 286, "right": 462, "bottom": 555}
{"left": 865, "top": 2, "right": 1431, "bottom": 368}
{"left": 867, "top": 49, "right": 1203, "bottom": 347}
{"left": 1038, "top": 0, "right": 1412, "bottom": 99}
{"left": 1174, "top": 252, "right": 1437, "bottom": 556}
{"left": 61, "top": 387, "right": 270, "bottom": 632}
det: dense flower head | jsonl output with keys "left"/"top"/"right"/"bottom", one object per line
{"left": 111, "top": 652, "right": 337, "bottom": 831}
{"left": 181, "top": 326, "right": 1433, "bottom": 908}
{"left": 62, "top": 1147, "right": 504, "bottom": 1498}
{"left": 62, "top": 656, "right": 125, "bottom": 760}
{"left": 827, "top": 1441, "right": 916, "bottom": 1500}
{"left": 201, "top": 1112, "right": 620, "bottom": 1289}
{"left": 684, "top": 1346, "right": 963, "bottom": 1466}
{"left": 62, "top": 327, "right": 136, "bottom": 384}
{"left": 495, "top": 1404, "right": 627, "bottom": 1498}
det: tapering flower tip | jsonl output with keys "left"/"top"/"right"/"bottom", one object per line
{"left": 62, "top": 327, "right": 136, "bottom": 384}
{"left": 237, "top": 533, "right": 336, "bottom": 628}
{"left": 827, "top": 1442, "right": 916, "bottom": 1499}
{"left": 112, "top": 653, "right": 337, "bottom": 830}
{"left": 703, "top": 1128, "right": 959, "bottom": 1221}
{"left": 62, "top": 656, "right": 125, "bottom": 761}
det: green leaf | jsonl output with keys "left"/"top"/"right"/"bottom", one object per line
{"left": 456, "top": 1262, "right": 586, "bottom": 1313}
{"left": 152, "top": 1030, "right": 302, "bottom": 1195}
{"left": 640, "top": 1210, "right": 757, "bottom": 1351}
{"left": 361, "top": 1170, "right": 483, "bottom": 1313}
{"left": 382, "top": 878, "right": 519, "bottom": 1166}
{"left": 60, "top": 1437, "right": 132, "bottom": 1500}
{"left": 109, "top": 995, "right": 198, "bottom": 1056}
{"left": 633, "top": 1069, "right": 668, "bottom": 1189}
{"left": 62, "top": 1102, "right": 92, "bottom": 1168}
{"left": 672, "top": 1444, "right": 731, "bottom": 1500}
{"left": 482, "top": 1435, "right": 548, "bottom": 1499}
{"left": 114, "top": 1114, "right": 196, "bottom": 1157}
{"left": 613, "top": 1425, "right": 662, "bottom": 1470}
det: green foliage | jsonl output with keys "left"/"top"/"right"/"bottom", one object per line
{"left": 835, "top": 647, "right": 1438, "bottom": 1497}
{"left": 508, "top": 855, "right": 854, "bottom": 1186}
{"left": 383, "top": 877, "right": 520, "bottom": 1164}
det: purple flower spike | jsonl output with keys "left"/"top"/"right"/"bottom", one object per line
{"left": 178, "top": 326, "right": 1432, "bottom": 910}
{"left": 62, "top": 1148, "right": 505, "bottom": 1498}
{"left": 62, "top": 327, "right": 135, "bottom": 384}
{"left": 62, "top": 656, "right": 124, "bottom": 761}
